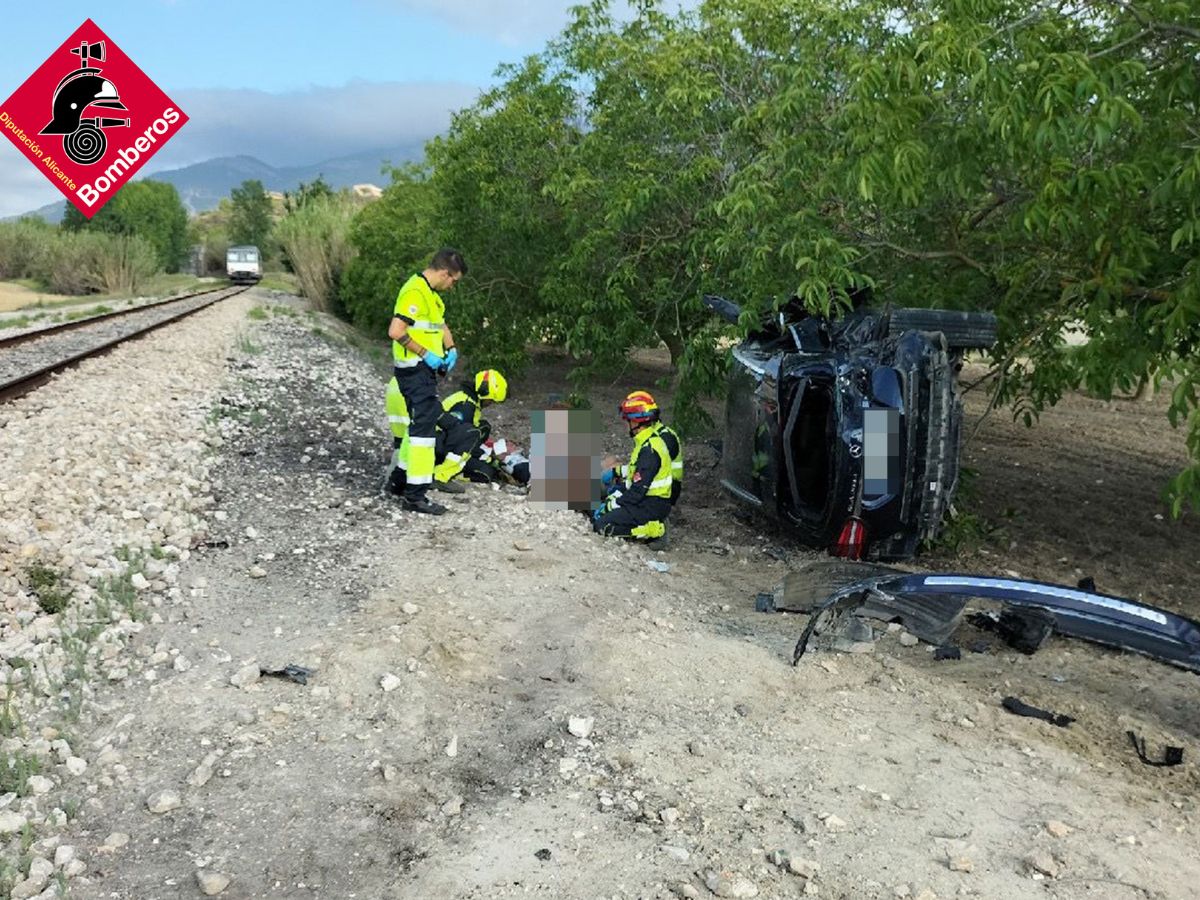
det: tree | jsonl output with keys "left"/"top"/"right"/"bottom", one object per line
{"left": 229, "top": 179, "right": 273, "bottom": 248}
{"left": 62, "top": 180, "right": 188, "bottom": 271}
{"left": 284, "top": 176, "right": 334, "bottom": 214}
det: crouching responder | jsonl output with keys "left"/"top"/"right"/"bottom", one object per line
{"left": 386, "top": 248, "right": 466, "bottom": 516}
{"left": 593, "top": 391, "right": 674, "bottom": 544}
{"left": 432, "top": 369, "right": 508, "bottom": 493}
{"left": 384, "top": 375, "right": 410, "bottom": 496}
{"left": 600, "top": 390, "right": 684, "bottom": 506}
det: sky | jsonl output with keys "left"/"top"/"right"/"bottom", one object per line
{"left": 0, "top": 0, "right": 584, "bottom": 217}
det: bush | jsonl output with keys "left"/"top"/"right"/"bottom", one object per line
{"left": 33, "top": 231, "right": 160, "bottom": 295}
{"left": 275, "top": 195, "right": 356, "bottom": 313}
{"left": 0, "top": 220, "right": 51, "bottom": 279}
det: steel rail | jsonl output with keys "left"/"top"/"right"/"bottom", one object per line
{"left": 0, "top": 286, "right": 249, "bottom": 405}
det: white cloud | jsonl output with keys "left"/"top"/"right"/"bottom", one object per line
{"left": 148, "top": 80, "right": 483, "bottom": 170}
{"left": 374, "top": 0, "right": 578, "bottom": 46}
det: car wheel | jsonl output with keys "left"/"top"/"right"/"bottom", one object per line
{"left": 887, "top": 309, "right": 997, "bottom": 350}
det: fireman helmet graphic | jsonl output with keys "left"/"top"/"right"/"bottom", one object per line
{"left": 39, "top": 40, "right": 130, "bottom": 165}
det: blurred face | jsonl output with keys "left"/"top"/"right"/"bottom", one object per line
{"left": 430, "top": 268, "right": 463, "bottom": 292}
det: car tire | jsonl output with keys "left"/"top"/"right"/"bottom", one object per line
{"left": 887, "top": 309, "right": 997, "bottom": 350}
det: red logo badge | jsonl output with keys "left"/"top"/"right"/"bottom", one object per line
{"left": 0, "top": 19, "right": 188, "bottom": 218}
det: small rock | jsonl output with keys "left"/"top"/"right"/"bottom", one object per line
{"left": 445, "top": 736, "right": 458, "bottom": 758}
{"left": 948, "top": 857, "right": 973, "bottom": 873}
{"left": 382, "top": 765, "right": 398, "bottom": 782}
{"left": 64, "top": 755, "right": 87, "bottom": 776}
{"left": 10, "top": 878, "right": 46, "bottom": 900}
{"left": 823, "top": 815, "right": 848, "bottom": 832}
{"left": 788, "top": 858, "right": 820, "bottom": 879}
{"left": 1024, "top": 850, "right": 1059, "bottom": 878}
{"left": 660, "top": 806, "right": 681, "bottom": 825}
{"left": 145, "top": 789, "right": 182, "bottom": 814}
{"left": 0, "top": 810, "right": 27, "bottom": 833}
{"left": 380, "top": 673, "right": 402, "bottom": 693}
{"left": 26, "top": 775, "right": 53, "bottom": 795}
{"left": 1045, "top": 820, "right": 1073, "bottom": 838}
{"left": 672, "top": 883, "right": 702, "bottom": 900}
{"left": 100, "top": 832, "right": 130, "bottom": 851}
{"left": 686, "top": 740, "right": 706, "bottom": 757}
{"left": 244, "top": 525, "right": 259, "bottom": 539}
{"left": 196, "top": 870, "right": 232, "bottom": 895}
{"left": 53, "top": 845, "right": 75, "bottom": 868}
{"left": 662, "top": 845, "right": 690, "bottom": 862}
{"left": 173, "top": 655, "right": 192, "bottom": 673}
{"left": 401, "top": 602, "right": 420, "bottom": 615}
{"left": 229, "top": 664, "right": 260, "bottom": 689}
{"left": 894, "top": 886, "right": 911, "bottom": 898}
{"left": 914, "top": 891, "right": 937, "bottom": 900}
{"left": 568, "top": 716, "right": 594, "bottom": 739}
{"left": 734, "top": 703, "right": 750, "bottom": 718}
{"left": 248, "top": 565, "right": 267, "bottom": 579}
{"left": 899, "top": 632, "right": 920, "bottom": 647}
{"left": 705, "top": 871, "right": 759, "bottom": 898}
{"left": 559, "top": 758, "right": 579, "bottom": 775}
{"left": 441, "top": 795, "right": 463, "bottom": 816}
{"left": 534, "top": 848, "right": 552, "bottom": 861}
{"left": 130, "top": 573, "right": 150, "bottom": 591}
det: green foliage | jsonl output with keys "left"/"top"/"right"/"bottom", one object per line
{"left": 0, "top": 748, "right": 41, "bottom": 796}
{"left": 0, "top": 219, "right": 52, "bottom": 279}
{"left": 247, "top": 305, "right": 268, "bottom": 321}
{"left": 275, "top": 195, "right": 357, "bottom": 313}
{"left": 25, "top": 562, "right": 73, "bottom": 614}
{"left": 229, "top": 179, "right": 273, "bottom": 247}
{"left": 284, "top": 176, "right": 334, "bottom": 214}
{"left": 32, "top": 230, "right": 158, "bottom": 295}
{"left": 340, "top": 165, "right": 438, "bottom": 338}
{"left": 63, "top": 180, "right": 188, "bottom": 271}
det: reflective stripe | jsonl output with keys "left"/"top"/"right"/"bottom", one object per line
{"left": 671, "top": 462, "right": 683, "bottom": 474}
{"left": 407, "top": 473, "right": 432, "bottom": 484}
{"left": 393, "top": 357, "right": 420, "bottom": 368}
{"left": 388, "top": 415, "right": 411, "bottom": 425}
{"left": 444, "top": 452, "right": 463, "bottom": 463}
{"left": 410, "top": 436, "right": 436, "bottom": 448}
{"left": 410, "top": 319, "right": 441, "bottom": 331}
{"left": 649, "top": 477, "right": 673, "bottom": 489}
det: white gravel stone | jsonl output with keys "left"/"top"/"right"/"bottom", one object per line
{"left": 53, "top": 845, "right": 75, "bottom": 867}
{"left": 145, "top": 789, "right": 182, "bottom": 814}
{"left": 196, "top": 870, "right": 232, "bottom": 895}
{"left": 26, "top": 775, "right": 54, "bottom": 795}
{"left": 0, "top": 810, "right": 27, "bottom": 833}
{"left": 401, "top": 602, "right": 420, "bottom": 615}
{"left": 380, "top": 673, "right": 402, "bottom": 693}
{"left": 100, "top": 832, "right": 130, "bottom": 851}
{"left": 230, "top": 664, "right": 260, "bottom": 689}
{"left": 64, "top": 756, "right": 87, "bottom": 776}
{"left": 567, "top": 716, "right": 594, "bottom": 738}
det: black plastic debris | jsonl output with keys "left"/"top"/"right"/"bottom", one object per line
{"left": 201, "top": 539, "right": 230, "bottom": 550}
{"left": 934, "top": 645, "right": 961, "bottom": 661}
{"left": 1077, "top": 575, "right": 1096, "bottom": 592}
{"left": 1127, "top": 731, "right": 1184, "bottom": 768}
{"left": 1001, "top": 696, "right": 1075, "bottom": 728}
{"left": 969, "top": 608, "right": 1054, "bottom": 654}
{"left": 968, "top": 640, "right": 990, "bottom": 654}
{"left": 260, "top": 664, "right": 314, "bottom": 685}
{"left": 754, "top": 592, "right": 776, "bottom": 613}
{"left": 534, "top": 848, "right": 552, "bottom": 861}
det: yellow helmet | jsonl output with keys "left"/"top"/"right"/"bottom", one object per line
{"left": 475, "top": 369, "right": 507, "bottom": 403}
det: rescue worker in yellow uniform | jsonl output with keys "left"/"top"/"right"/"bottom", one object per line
{"left": 432, "top": 369, "right": 508, "bottom": 492}
{"left": 386, "top": 248, "right": 466, "bottom": 516}
{"left": 384, "top": 375, "right": 411, "bottom": 496}
{"left": 601, "top": 390, "right": 684, "bottom": 506}
{"left": 593, "top": 391, "right": 675, "bottom": 543}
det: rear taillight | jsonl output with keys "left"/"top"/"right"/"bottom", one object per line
{"left": 832, "top": 517, "right": 866, "bottom": 560}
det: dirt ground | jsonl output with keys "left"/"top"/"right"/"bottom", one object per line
{"left": 0, "top": 281, "right": 50, "bottom": 313}
{"left": 31, "top": 294, "right": 1200, "bottom": 899}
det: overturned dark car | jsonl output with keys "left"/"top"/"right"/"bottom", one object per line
{"left": 706, "top": 293, "right": 997, "bottom": 561}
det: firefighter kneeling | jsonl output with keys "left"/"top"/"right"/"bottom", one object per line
{"left": 432, "top": 369, "right": 508, "bottom": 493}
{"left": 593, "top": 391, "right": 675, "bottom": 545}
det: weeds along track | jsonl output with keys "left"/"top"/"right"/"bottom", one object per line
{"left": 0, "top": 285, "right": 248, "bottom": 403}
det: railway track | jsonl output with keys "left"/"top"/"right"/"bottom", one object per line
{"left": 0, "top": 285, "right": 249, "bottom": 404}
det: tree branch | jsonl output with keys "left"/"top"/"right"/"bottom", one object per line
{"left": 865, "top": 239, "right": 990, "bottom": 274}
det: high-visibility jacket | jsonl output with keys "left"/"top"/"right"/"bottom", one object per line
{"left": 656, "top": 422, "right": 684, "bottom": 487}
{"left": 621, "top": 424, "right": 673, "bottom": 504}
{"left": 442, "top": 387, "right": 481, "bottom": 427}
{"left": 392, "top": 273, "right": 445, "bottom": 368}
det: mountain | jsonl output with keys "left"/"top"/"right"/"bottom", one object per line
{"left": 6, "top": 145, "right": 422, "bottom": 221}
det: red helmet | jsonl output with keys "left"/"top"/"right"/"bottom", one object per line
{"left": 619, "top": 390, "right": 660, "bottom": 424}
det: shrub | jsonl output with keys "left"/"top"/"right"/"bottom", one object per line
{"left": 275, "top": 195, "right": 357, "bottom": 314}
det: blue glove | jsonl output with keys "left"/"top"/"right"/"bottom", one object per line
{"left": 592, "top": 504, "right": 605, "bottom": 523}
{"left": 422, "top": 350, "right": 446, "bottom": 372}
{"left": 445, "top": 348, "right": 459, "bottom": 372}
{"left": 601, "top": 468, "right": 615, "bottom": 491}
